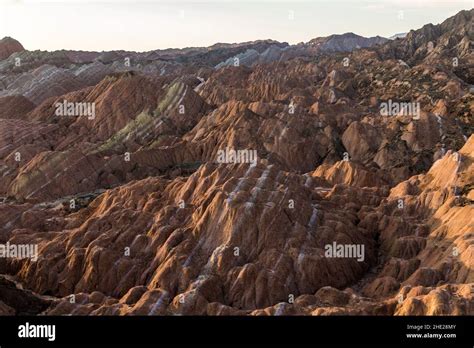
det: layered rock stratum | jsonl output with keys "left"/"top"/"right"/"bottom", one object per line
{"left": 0, "top": 9, "right": 472, "bottom": 316}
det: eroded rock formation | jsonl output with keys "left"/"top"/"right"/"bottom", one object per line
{"left": 0, "top": 10, "right": 472, "bottom": 316}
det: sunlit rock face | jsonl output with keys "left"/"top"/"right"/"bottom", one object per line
{"left": 0, "top": 10, "right": 472, "bottom": 316}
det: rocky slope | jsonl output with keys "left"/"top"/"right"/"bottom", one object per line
{"left": 0, "top": 9, "right": 472, "bottom": 316}
{"left": 0, "top": 37, "right": 24, "bottom": 61}
{"left": 308, "top": 32, "right": 388, "bottom": 52}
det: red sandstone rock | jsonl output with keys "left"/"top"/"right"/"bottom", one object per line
{"left": 0, "top": 10, "right": 472, "bottom": 317}
{"left": 0, "top": 37, "right": 24, "bottom": 61}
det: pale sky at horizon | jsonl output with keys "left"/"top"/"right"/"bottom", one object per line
{"left": 0, "top": 0, "right": 473, "bottom": 52}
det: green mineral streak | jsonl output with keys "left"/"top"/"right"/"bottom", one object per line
{"left": 94, "top": 111, "right": 153, "bottom": 153}
{"left": 14, "top": 151, "right": 68, "bottom": 191}
{"left": 176, "top": 162, "right": 202, "bottom": 170}
{"left": 155, "top": 82, "right": 184, "bottom": 116}
{"left": 93, "top": 81, "right": 184, "bottom": 154}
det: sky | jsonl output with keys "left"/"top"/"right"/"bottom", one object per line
{"left": 0, "top": 0, "right": 473, "bottom": 52}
